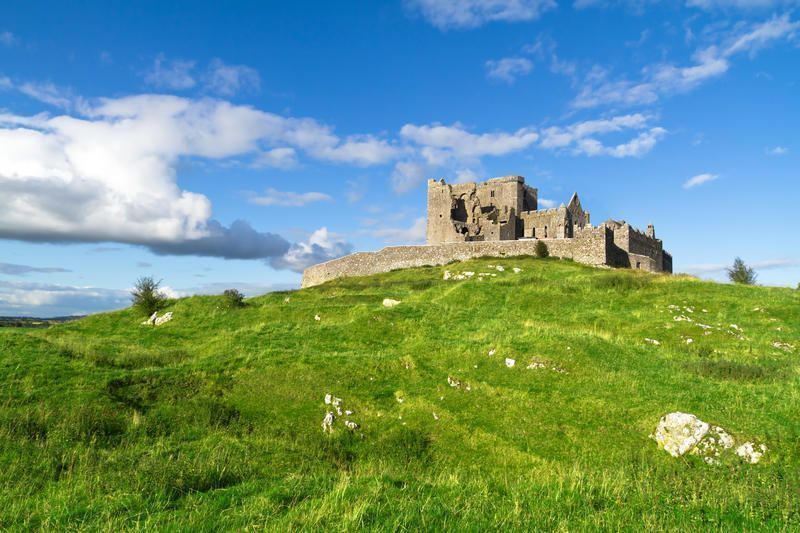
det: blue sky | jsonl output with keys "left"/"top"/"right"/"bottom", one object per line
{"left": 1, "top": 0, "right": 798, "bottom": 316}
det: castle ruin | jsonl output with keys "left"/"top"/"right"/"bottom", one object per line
{"left": 301, "top": 175, "right": 672, "bottom": 287}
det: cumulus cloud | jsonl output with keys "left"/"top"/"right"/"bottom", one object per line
{"left": 485, "top": 57, "right": 533, "bottom": 83}
{"left": 573, "top": 14, "right": 800, "bottom": 109}
{"left": 248, "top": 188, "right": 333, "bottom": 207}
{"left": 0, "top": 280, "right": 129, "bottom": 316}
{"left": 540, "top": 113, "right": 666, "bottom": 157}
{"left": 144, "top": 54, "right": 197, "bottom": 90}
{"left": 401, "top": 122, "right": 539, "bottom": 160}
{"left": 0, "top": 262, "right": 71, "bottom": 276}
{"left": 269, "top": 227, "right": 352, "bottom": 272}
{"left": 0, "top": 94, "right": 388, "bottom": 264}
{"left": 407, "top": 0, "right": 556, "bottom": 29}
{"left": 205, "top": 58, "right": 261, "bottom": 96}
{"left": 683, "top": 173, "right": 719, "bottom": 188}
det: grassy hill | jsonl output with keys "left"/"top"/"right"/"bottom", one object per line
{"left": 1, "top": 257, "right": 798, "bottom": 530}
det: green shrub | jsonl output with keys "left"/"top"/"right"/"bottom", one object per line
{"left": 534, "top": 240, "right": 549, "bottom": 258}
{"left": 223, "top": 289, "right": 246, "bottom": 309}
{"left": 131, "top": 276, "right": 166, "bottom": 316}
{"left": 727, "top": 257, "right": 757, "bottom": 285}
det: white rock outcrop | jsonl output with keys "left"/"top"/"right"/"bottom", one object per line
{"left": 154, "top": 312, "right": 173, "bottom": 326}
{"left": 382, "top": 298, "right": 401, "bottom": 308}
{"left": 505, "top": 358, "right": 516, "bottom": 368}
{"left": 655, "top": 412, "right": 709, "bottom": 457}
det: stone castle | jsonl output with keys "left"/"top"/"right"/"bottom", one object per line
{"left": 301, "top": 175, "right": 672, "bottom": 288}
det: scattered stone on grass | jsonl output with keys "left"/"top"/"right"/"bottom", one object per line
{"left": 645, "top": 338, "right": 660, "bottom": 345}
{"left": 512, "top": 267, "right": 522, "bottom": 273}
{"left": 321, "top": 412, "right": 335, "bottom": 433}
{"left": 314, "top": 314, "right": 321, "bottom": 321}
{"left": 344, "top": 420, "right": 360, "bottom": 430}
{"left": 488, "top": 348, "right": 496, "bottom": 356}
{"left": 141, "top": 312, "right": 158, "bottom": 325}
{"left": 736, "top": 442, "right": 768, "bottom": 464}
{"left": 505, "top": 358, "right": 516, "bottom": 368}
{"left": 495, "top": 265, "right": 505, "bottom": 272}
{"left": 772, "top": 341, "right": 794, "bottom": 352}
{"left": 383, "top": 298, "right": 401, "bottom": 308}
{"left": 655, "top": 412, "right": 766, "bottom": 465}
{"left": 433, "top": 412, "right": 439, "bottom": 421}
{"left": 142, "top": 311, "right": 173, "bottom": 326}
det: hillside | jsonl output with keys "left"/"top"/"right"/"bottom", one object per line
{"left": 1, "top": 257, "right": 798, "bottom": 530}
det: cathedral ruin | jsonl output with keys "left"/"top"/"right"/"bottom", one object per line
{"left": 426, "top": 175, "right": 671, "bottom": 273}
{"left": 301, "top": 175, "right": 672, "bottom": 288}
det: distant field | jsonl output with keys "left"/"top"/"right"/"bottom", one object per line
{"left": 0, "top": 316, "right": 83, "bottom": 328}
{"left": 1, "top": 258, "right": 798, "bottom": 530}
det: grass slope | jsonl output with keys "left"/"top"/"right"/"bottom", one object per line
{"left": 1, "top": 257, "right": 798, "bottom": 530}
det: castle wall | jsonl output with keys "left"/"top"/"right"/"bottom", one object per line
{"left": 606, "top": 223, "right": 670, "bottom": 273}
{"left": 519, "top": 208, "right": 569, "bottom": 239}
{"left": 302, "top": 228, "right": 610, "bottom": 288}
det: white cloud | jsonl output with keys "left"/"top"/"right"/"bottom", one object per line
{"left": 407, "top": 0, "right": 556, "bottom": 29}
{"left": 683, "top": 173, "right": 719, "bottom": 188}
{"left": 0, "top": 94, "right": 399, "bottom": 263}
{"left": 485, "top": 57, "right": 533, "bottom": 83}
{"left": 687, "top": 0, "right": 800, "bottom": 9}
{"left": 144, "top": 54, "right": 197, "bottom": 90}
{"left": 205, "top": 58, "right": 261, "bottom": 96}
{"left": 538, "top": 197, "right": 556, "bottom": 208}
{"left": 391, "top": 161, "right": 430, "bottom": 193}
{"left": 766, "top": 145, "right": 788, "bottom": 155}
{"left": 248, "top": 188, "right": 333, "bottom": 207}
{"left": 401, "top": 122, "right": 539, "bottom": 160}
{"left": 0, "top": 280, "right": 129, "bottom": 316}
{"left": 269, "top": 227, "right": 352, "bottom": 272}
{"left": 370, "top": 217, "right": 427, "bottom": 244}
{"left": 540, "top": 113, "right": 666, "bottom": 157}
{"left": 254, "top": 147, "right": 298, "bottom": 168}
{"left": 572, "top": 14, "right": 800, "bottom": 109}
{"left": 17, "top": 82, "right": 79, "bottom": 110}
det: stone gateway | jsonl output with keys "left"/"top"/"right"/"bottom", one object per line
{"left": 302, "top": 175, "right": 672, "bottom": 288}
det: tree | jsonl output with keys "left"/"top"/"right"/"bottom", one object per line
{"left": 727, "top": 257, "right": 757, "bottom": 285}
{"left": 131, "top": 276, "right": 166, "bottom": 316}
{"left": 534, "top": 240, "right": 549, "bottom": 259}
{"left": 223, "top": 288, "right": 246, "bottom": 309}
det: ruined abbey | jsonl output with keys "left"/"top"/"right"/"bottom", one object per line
{"left": 302, "top": 175, "right": 672, "bottom": 288}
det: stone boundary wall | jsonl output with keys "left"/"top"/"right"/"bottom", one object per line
{"left": 301, "top": 228, "right": 610, "bottom": 288}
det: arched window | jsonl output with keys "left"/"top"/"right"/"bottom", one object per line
{"left": 544, "top": 225, "right": 548, "bottom": 238}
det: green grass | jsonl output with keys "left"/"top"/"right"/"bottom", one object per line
{"left": 1, "top": 258, "right": 798, "bottom": 530}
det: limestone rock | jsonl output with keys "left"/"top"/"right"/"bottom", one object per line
{"left": 655, "top": 412, "right": 709, "bottom": 457}
{"left": 505, "top": 358, "right": 516, "bottom": 368}
{"left": 321, "top": 411, "right": 335, "bottom": 433}
{"left": 314, "top": 314, "right": 321, "bottom": 321}
{"left": 141, "top": 312, "right": 158, "bottom": 325}
{"left": 382, "top": 298, "right": 401, "bottom": 308}
{"left": 736, "top": 442, "right": 767, "bottom": 464}
{"left": 154, "top": 311, "right": 173, "bottom": 326}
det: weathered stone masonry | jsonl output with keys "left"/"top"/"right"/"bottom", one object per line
{"left": 301, "top": 175, "right": 672, "bottom": 288}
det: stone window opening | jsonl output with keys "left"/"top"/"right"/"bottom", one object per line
{"left": 490, "top": 190, "right": 495, "bottom": 198}
{"left": 636, "top": 261, "right": 641, "bottom": 269}
{"left": 544, "top": 225, "right": 548, "bottom": 238}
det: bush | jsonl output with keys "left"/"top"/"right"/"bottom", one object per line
{"left": 223, "top": 289, "right": 246, "bottom": 309}
{"left": 727, "top": 257, "right": 757, "bottom": 285}
{"left": 131, "top": 276, "right": 165, "bottom": 316}
{"left": 534, "top": 240, "right": 549, "bottom": 258}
